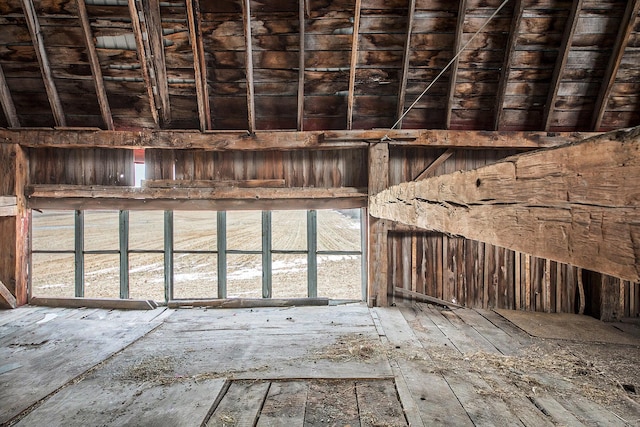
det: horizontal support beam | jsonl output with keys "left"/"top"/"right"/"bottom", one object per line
{"left": 370, "top": 126, "right": 640, "bottom": 282}
{"left": 30, "top": 296, "right": 156, "bottom": 310}
{"left": 0, "top": 129, "right": 601, "bottom": 151}
{"left": 142, "top": 179, "right": 286, "bottom": 189}
{"left": 168, "top": 297, "right": 330, "bottom": 309}
{"left": 27, "top": 185, "right": 367, "bottom": 211}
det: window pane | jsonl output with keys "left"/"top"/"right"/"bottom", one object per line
{"left": 129, "top": 211, "right": 164, "bottom": 250}
{"left": 84, "top": 254, "right": 120, "bottom": 298}
{"left": 317, "top": 209, "right": 361, "bottom": 252}
{"left": 317, "top": 254, "right": 362, "bottom": 300}
{"left": 272, "top": 210, "right": 306, "bottom": 250}
{"left": 227, "top": 254, "right": 261, "bottom": 298}
{"left": 174, "top": 211, "right": 217, "bottom": 251}
{"left": 226, "top": 211, "right": 261, "bottom": 251}
{"left": 129, "top": 253, "right": 165, "bottom": 301}
{"left": 85, "top": 210, "right": 119, "bottom": 251}
{"left": 32, "top": 210, "right": 75, "bottom": 251}
{"left": 31, "top": 253, "right": 75, "bottom": 297}
{"left": 174, "top": 254, "right": 217, "bottom": 299}
{"left": 272, "top": 254, "right": 307, "bottom": 298}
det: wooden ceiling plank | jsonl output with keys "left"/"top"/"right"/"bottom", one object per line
{"left": 445, "top": 0, "right": 467, "bottom": 130}
{"left": 143, "top": 0, "right": 171, "bottom": 127}
{"left": 21, "top": 0, "right": 66, "bottom": 127}
{"left": 241, "top": 0, "right": 256, "bottom": 133}
{"left": 0, "top": 64, "right": 20, "bottom": 128}
{"left": 494, "top": 0, "right": 524, "bottom": 131}
{"left": 128, "top": 0, "right": 159, "bottom": 127}
{"left": 346, "top": 0, "right": 362, "bottom": 130}
{"left": 76, "top": 0, "right": 114, "bottom": 130}
{"left": 396, "top": 0, "right": 416, "bottom": 129}
{"left": 591, "top": 0, "right": 640, "bottom": 131}
{"left": 186, "top": 0, "right": 211, "bottom": 131}
{"left": 297, "top": 0, "right": 305, "bottom": 131}
{"left": 2, "top": 128, "right": 600, "bottom": 151}
{"left": 542, "top": 0, "right": 583, "bottom": 131}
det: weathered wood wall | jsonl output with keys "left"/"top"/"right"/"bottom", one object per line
{"left": 384, "top": 146, "right": 640, "bottom": 317}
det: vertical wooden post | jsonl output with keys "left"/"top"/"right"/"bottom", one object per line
{"left": 164, "top": 210, "right": 173, "bottom": 303}
{"left": 217, "top": 211, "right": 227, "bottom": 298}
{"left": 307, "top": 209, "right": 317, "bottom": 298}
{"left": 74, "top": 210, "right": 84, "bottom": 297}
{"left": 262, "top": 210, "right": 272, "bottom": 298}
{"left": 368, "top": 142, "right": 389, "bottom": 306}
{"left": 119, "top": 210, "right": 129, "bottom": 299}
{"left": 0, "top": 144, "right": 29, "bottom": 307}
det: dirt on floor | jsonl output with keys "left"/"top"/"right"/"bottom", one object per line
{"left": 31, "top": 209, "right": 363, "bottom": 302}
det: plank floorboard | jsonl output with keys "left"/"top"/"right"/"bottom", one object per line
{"left": 356, "top": 380, "right": 407, "bottom": 427}
{"left": 207, "top": 380, "right": 270, "bottom": 427}
{"left": 256, "top": 381, "right": 308, "bottom": 427}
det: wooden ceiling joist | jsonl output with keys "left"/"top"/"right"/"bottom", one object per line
{"left": 591, "top": 0, "right": 640, "bottom": 131}
{"left": 76, "top": 0, "right": 114, "bottom": 131}
{"left": 370, "top": 126, "right": 640, "bottom": 282}
{"left": 1, "top": 128, "right": 599, "bottom": 151}
{"left": 346, "top": 0, "right": 362, "bottom": 130}
{"left": 396, "top": 0, "right": 416, "bottom": 129}
{"left": 542, "top": 0, "right": 583, "bottom": 131}
{"left": 445, "top": 0, "right": 467, "bottom": 130}
{"left": 297, "top": 0, "right": 306, "bottom": 131}
{"left": 0, "top": 64, "right": 20, "bottom": 128}
{"left": 21, "top": 0, "right": 66, "bottom": 127}
{"left": 143, "top": 0, "right": 171, "bottom": 127}
{"left": 494, "top": 0, "right": 524, "bottom": 131}
{"left": 186, "top": 0, "right": 211, "bottom": 131}
{"left": 241, "top": 0, "right": 256, "bottom": 133}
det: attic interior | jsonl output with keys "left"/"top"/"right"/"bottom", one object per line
{"left": 0, "top": 0, "right": 639, "bottom": 425}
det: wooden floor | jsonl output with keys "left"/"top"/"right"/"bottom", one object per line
{"left": 1, "top": 303, "right": 638, "bottom": 426}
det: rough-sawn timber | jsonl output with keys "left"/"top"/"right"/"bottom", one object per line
{"left": 370, "top": 127, "right": 640, "bottom": 282}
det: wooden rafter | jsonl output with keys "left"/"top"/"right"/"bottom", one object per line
{"left": 21, "top": 0, "right": 66, "bottom": 126}
{"left": 241, "top": 0, "right": 256, "bottom": 133}
{"left": 445, "top": 0, "right": 467, "bottom": 129}
{"left": 413, "top": 148, "right": 454, "bottom": 181}
{"left": 370, "top": 127, "right": 640, "bottom": 282}
{"left": 396, "top": 0, "right": 416, "bottom": 129}
{"left": 346, "top": 0, "right": 362, "bottom": 130}
{"left": 1, "top": 128, "right": 600, "bottom": 151}
{"left": 591, "top": 0, "right": 640, "bottom": 131}
{"left": 143, "top": 0, "right": 171, "bottom": 127}
{"left": 186, "top": 0, "right": 211, "bottom": 131}
{"left": 0, "top": 63, "right": 20, "bottom": 127}
{"left": 128, "top": 0, "right": 159, "bottom": 126}
{"left": 542, "top": 0, "right": 583, "bottom": 131}
{"left": 297, "top": 0, "right": 306, "bottom": 131}
{"left": 76, "top": 0, "right": 114, "bottom": 130}
{"left": 494, "top": 0, "right": 524, "bottom": 130}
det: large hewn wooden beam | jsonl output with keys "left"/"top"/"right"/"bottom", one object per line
{"left": 21, "top": 0, "right": 66, "bottom": 126}
{"left": 370, "top": 126, "right": 640, "bottom": 282}
{"left": 346, "top": 0, "right": 362, "bottom": 130}
{"left": 368, "top": 142, "right": 390, "bottom": 306}
{"left": 494, "top": 0, "right": 524, "bottom": 130}
{"left": 76, "top": 0, "right": 114, "bottom": 130}
{"left": 0, "top": 128, "right": 601, "bottom": 150}
{"left": 445, "top": 0, "right": 467, "bottom": 129}
{"left": 186, "top": 0, "right": 211, "bottom": 131}
{"left": 0, "top": 64, "right": 19, "bottom": 128}
{"left": 396, "top": 0, "right": 416, "bottom": 129}
{"left": 542, "top": 0, "right": 582, "bottom": 131}
{"left": 591, "top": 0, "right": 640, "bottom": 131}
{"left": 241, "top": 0, "right": 256, "bottom": 132}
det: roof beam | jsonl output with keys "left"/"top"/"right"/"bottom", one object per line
{"left": 445, "top": 0, "right": 467, "bottom": 129}
{"left": 591, "top": 0, "right": 640, "bottom": 131}
{"left": 0, "top": 64, "right": 20, "bottom": 127}
{"left": 542, "top": 0, "right": 583, "bottom": 131}
{"left": 186, "top": 0, "right": 211, "bottom": 131}
{"left": 241, "top": 0, "right": 256, "bottom": 133}
{"left": 346, "top": 0, "right": 362, "bottom": 130}
{"left": 128, "top": 0, "right": 159, "bottom": 126}
{"left": 396, "top": 0, "right": 416, "bottom": 129}
{"left": 494, "top": 0, "right": 524, "bottom": 130}
{"left": 21, "top": 0, "right": 66, "bottom": 127}
{"left": 370, "top": 126, "right": 640, "bottom": 282}
{"left": 1, "top": 128, "right": 600, "bottom": 151}
{"left": 143, "top": 0, "right": 171, "bottom": 126}
{"left": 76, "top": 0, "right": 114, "bottom": 130}
{"left": 297, "top": 0, "right": 306, "bottom": 131}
